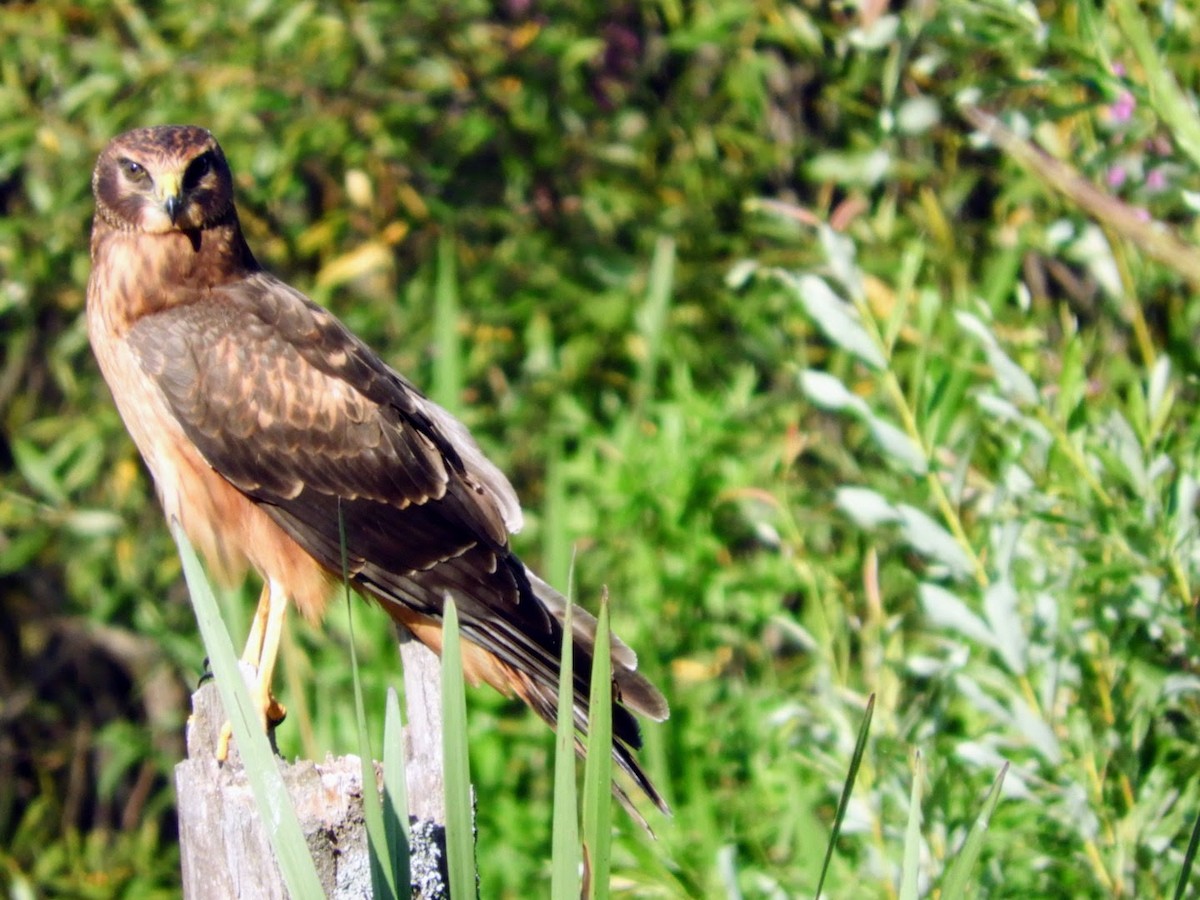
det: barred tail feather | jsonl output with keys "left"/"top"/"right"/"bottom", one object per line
{"left": 378, "top": 564, "right": 671, "bottom": 825}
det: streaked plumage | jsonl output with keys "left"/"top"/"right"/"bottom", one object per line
{"left": 87, "top": 125, "right": 668, "bottom": 819}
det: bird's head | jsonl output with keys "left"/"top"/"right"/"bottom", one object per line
{"left": 92, "top": 125, "right": 234, "bottom": 234}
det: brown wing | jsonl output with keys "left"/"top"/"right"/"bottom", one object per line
{"left": 129, "top": 271, "right": 541, "bottom": 625}
{"left": 127, "top": 272, "right": 668, "bottom": 812}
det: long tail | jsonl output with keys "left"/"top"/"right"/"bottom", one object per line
{"left": 377, "top": 561, "right": 670, "bottom": 825}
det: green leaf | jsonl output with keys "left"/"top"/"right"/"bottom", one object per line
{"left": 848, "top": 13, "right": 899, "bottom": 49}
{"left": 799, "top": 369, "right": 870, "bottom": 415}
{"left": 541, "top": 427, "right": 571, "bottom": 596}
{"left": 896, "top": 96, "right": 941, "bottom": 135}
{"left": 955, "top": 311, "right": 1038, "bottom": 405}
{"left": 11, "top": 438, "right": 66, "bottom": 505}
{"left": 920, "top": 582, "right": 994, "bottom": 648}
{"left": 983, "top": 581, "right": 1028, "bottom": 676}
{"left": 169, "top": 523, "right": 325, "bottom": 900}
{"left": 941, "top": 763, "right": 1009, "bottom": 898}
{"left": 863, "top": 413, "right": 928, "bottom": 475}
{"left": 897, "top": 506, "right": 974, "bottom": 579}
{"left": 632, "top": 235, "right": 676, "bottom": 415}
{"left": 835, "top": 485, "right": 900, "bottom": 528}
{"left": 799, "top": 370, "right": 927, "bottom": 474}
{"left": 432, "top": 233, "right": 462, "bottom": 414}
{"left": 784, "top": 272, "right": 886, "bottom": 370}
{"left": 804, "top": 149, "right": 892, "bottom": 187}
{"left": 725, "top": 258, "right": 759, "bottom": 289}
{"left": 1173, "top": 805, "right": 1200, "bottom": 900}
{"left": 816, "top": 693, "right": 874, "bottom": 900}
{"left": 442, "top": 598, "right": 477, "bottom": 900}
{"left": 550, "top": 593, "right": 580, "bottom": 900}
{"left": 581, "top": 594, "right": 613, "bottom": 900}
{"left": 1112, "top": 0, "right": 1200, "bottom": 169}
{"left": 818, "top": 226, "right": 865, "bottom": 303}
{"left": 899, "top": 750, "right": 925, "bottom": 900}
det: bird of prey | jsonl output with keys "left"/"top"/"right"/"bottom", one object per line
{"left": 86, "top": 125, "right": 668, "bottom": 817}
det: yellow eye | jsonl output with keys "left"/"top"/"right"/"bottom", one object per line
{"left": 120, "top": 158, "right": 148, "bottom": 181}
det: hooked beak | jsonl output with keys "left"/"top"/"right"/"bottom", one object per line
{"left": 156, "top": 171, "right": 184, "bottom": 224}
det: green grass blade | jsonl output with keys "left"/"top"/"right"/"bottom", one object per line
{"left": 815, "top": 692, "right": 875, "bottom": 900}
{"left": 441, "top": 597, "right": 477, "bottom": 899}
{"left": 550, "top": 589, "right": 580, "bottom": 899}
{"left": 941, "top": 762, "right": 1009, "bottom": 899}
{"left": 632, "top": 236, "right": 676, "bottom": 414}
{"left": 541, "top": 424, "right": 570, "bottom": 593}
{"left": 340, "top": 507, "right": 399, "bottom": 900}
{"left": 581, "top": 593, "right": 613, "bottom": 900}
{"left": 432, "top": 232, "right": 462, "bottom": 413}
{"left": 383, "top": 686, "right": 412, "bottom": 895}
{"left": 1173, "top": 805, "right": 1200, "bottom": 900}
{"left": 169, "top": 521, "right": 325, "bottom": 900}
{"left": 898, "top": 749, "right": 924, "bottom": 900}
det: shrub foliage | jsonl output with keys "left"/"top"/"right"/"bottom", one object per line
{"left": 3, "top": 0, "right": 1200, "bottom": 895}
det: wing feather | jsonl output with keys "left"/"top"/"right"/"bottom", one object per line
{"left": 128, "top": 271, "right": 668, "bottom": 813}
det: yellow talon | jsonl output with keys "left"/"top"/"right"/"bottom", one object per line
{"left": 215, "top": 580, "right": 289, "bottom": 761}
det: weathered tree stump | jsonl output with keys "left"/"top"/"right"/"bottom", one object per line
{"left": 174, "top": 627, "right": 460, "bottom": 899}
{"left": 397, "top": 627, "right": 451, "bottom": 899}
{"left": 174, "top": 680, "right": 373, "bottom": 898}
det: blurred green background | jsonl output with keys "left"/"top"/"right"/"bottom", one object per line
{"left": 4, "top": 0, "right": 1200, "bottom": 896}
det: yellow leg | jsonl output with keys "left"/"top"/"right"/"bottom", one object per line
{"left": 241, "top": 583, "right": 272, "bottom": 667}
{"left": 216, "top": 580, "right": 288, "bottom": 761}
{"left": 255, "top": 579, "right": 288, "bottom": 726}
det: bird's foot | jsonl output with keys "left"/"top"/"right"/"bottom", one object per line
{"left": 215, "top": 678, "right": 287, "bottom": 762}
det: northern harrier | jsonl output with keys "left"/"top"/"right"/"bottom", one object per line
{"left": 86, "top": 125, "right": 668, "bottom": 816}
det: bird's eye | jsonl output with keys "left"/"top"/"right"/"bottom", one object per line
{"left": 183, "top": 152, "right": 214, "bottom": 191}
{"left": 120, "top": 158, "right": 147, "bottom": 180}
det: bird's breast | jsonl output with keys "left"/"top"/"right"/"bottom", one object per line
{"left": 86, "top": 256, "right": 333, "bottom": 621}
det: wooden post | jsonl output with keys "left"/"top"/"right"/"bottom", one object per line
{"left": 174, "top": 632, "right": 464, "bottom": 899}
{"left": 174, "top": 680, "right": 373, "bottom": 898}
{"left": 396, "top": 625, "right": 451, "bottom": 900}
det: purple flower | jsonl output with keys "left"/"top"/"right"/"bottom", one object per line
{"left": 1110, "top": 90, "right": 1136, "bottom": 123}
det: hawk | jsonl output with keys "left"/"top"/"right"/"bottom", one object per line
{"left": 86, "top": 125, "right": 668, "bottom": 817}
